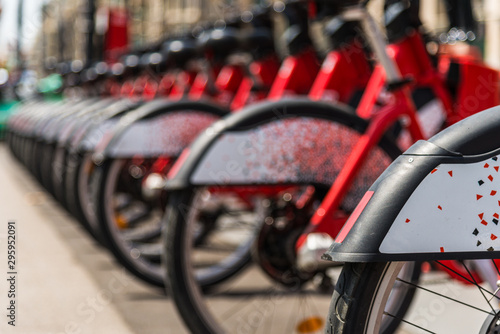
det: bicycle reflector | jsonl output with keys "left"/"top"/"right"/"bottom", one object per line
{"left": 334, "top": 190, "right": 374, "bottom": 243}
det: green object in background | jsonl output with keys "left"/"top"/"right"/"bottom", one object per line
{"left": 38, "top": 73, "right": 63, "bottom": 101}
{"left": 0, "top": 101, "right": 18, "bottom": 140}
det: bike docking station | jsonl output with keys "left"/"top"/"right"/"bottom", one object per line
{"left": 4, "top": 0, "right": 500, "bottom": 333}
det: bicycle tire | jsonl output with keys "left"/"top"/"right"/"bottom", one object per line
{"left": 326, "top": 262, "right": 419, "bottom": 334}
{"left": 40, "top": 143, "right": 57, "bottom": 194}
{"left": 93, "top": 157, "right": 166, "bottom": 286}
{"left": 164, "top": 101, "right": 408, "bottom": 334}
{"left": 65, "top": 152, "right": 85, "bottom": 220}
{"left": 52, "top": 145, "right": 69, "bottom": 207}
{"left": 164, "top": 188, "right": 255, "bottom": 333}
{"left": 65, "top": 152, "right": 105, "bottom": 243}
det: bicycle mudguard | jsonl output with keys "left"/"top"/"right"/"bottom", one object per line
{"left": 323, "top": 105, "right": 500, "bottom": 263}
{"left": 92, "top": 99, "right": 228, "bottom": 161}
{"left": 165, "top": 98, "right": 398, "bottom": 209}
{"left": 71, "top": 99, "right": 142, "bottom": 153}
{"left": 55, "top": 98, "right": 116, "bottom": 145}
{"left": 43, "top": 98, "right": 101, "bottom": 143}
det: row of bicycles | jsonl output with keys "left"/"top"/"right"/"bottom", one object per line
{"left": 7, "top": 0, "right": 500, "bottom": 333}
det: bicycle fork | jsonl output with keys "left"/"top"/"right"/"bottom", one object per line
{"left": 296, "top": 88, "right": 425, "bottom": 268}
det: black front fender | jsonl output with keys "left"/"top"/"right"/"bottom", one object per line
{"left": 324, "top": 105, "right": 500, "bottom": 263}
{"left": 165, "top": 97, "right": 399, "bottom": 208}
{"left": 92, "top": 99, "right": 229, "bottom": 162}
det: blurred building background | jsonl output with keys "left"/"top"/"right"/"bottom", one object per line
{"left": 3, "top": 0, "right": 500, "bottom": 75}
{"left": 26, "top": 0, "right": 255, "bottom": 75}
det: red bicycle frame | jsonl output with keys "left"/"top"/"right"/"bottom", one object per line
{"left": 297, "top": 30, "right": 499, "bottom": 248}
{"left": 308, "top": 41, "right": 370, "bottom": 103}
{"left": 230, "top": 55, "right": 280, "bottom": 110}
{"left": 267, "top": 48, "right": 320, "bottom": 99}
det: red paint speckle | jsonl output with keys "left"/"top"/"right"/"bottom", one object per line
{"left": 440, "top": 247, "right": 445, "bottom": 253}
{"left": 448, "top": 171, "right": 453, "bottom": 177}
{"left": 477, "top": 194, "right": 483, "bottom": 200}
{"left": 479, "top": 213, "right": 484, "bottom": 219}
{"left": 485, "top": 163, "right": 490, "bottom": 168}
{"left": 495, "top": 166, "right": 500, "bottom": 172}
{"left": 438, "top": 205, "right": 443, "bottom": 210}
{"left": 492, "top": 190, "right": 497, "bottom": 196}
{"left": 405, "top": 218, "right": 410, "bottom": 223}
{"left": 492, "top": 234, "right": 498, "bottom": 240}
{"left": 489, "top": 175, "right": 494, "bottom": 182}
{"left": 494, "top": 213, "right": 499, "bottom": 219}
{"left": 482, "top": 220, "right": 488, "bottom": 226}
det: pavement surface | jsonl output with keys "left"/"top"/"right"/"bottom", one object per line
{"left": 0, "top": 144, "right": 188, "bottom": 334}
{"left": 0, "top": 141, "right": 495, "bottom": 334}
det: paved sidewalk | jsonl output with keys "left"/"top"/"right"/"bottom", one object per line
{"left": 0, "top": 144, "right": 188, "bottom": 334}
{"left": 2, "top": 141, "right": 489, "bottom": 334}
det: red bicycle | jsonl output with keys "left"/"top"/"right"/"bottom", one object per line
{"left": 89, "top": 2, "right": 329, "bottom": 287}
{"left": 162, "top": 1, "right": 500, "bottom": 333}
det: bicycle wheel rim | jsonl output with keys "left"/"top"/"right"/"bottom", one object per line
{"left": 343, "top": 260, "right": 500, "bottom": 334}
{"left": 101, "top": 158, "right": 164, "bottom": 285}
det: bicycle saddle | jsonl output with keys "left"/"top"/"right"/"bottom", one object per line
{"left": 44, "top": 56, "right": 58, "bottom": 73}
{"left": 65, "top": 60, "right": 85, "bottom": 87}
{"left": 324, "top": 16, "right": 361, "bottom": 48}
{"left": 124, "top": 54, "right": 140, "bottom": 72}
{"left": 239, "top": 8, "right": 275, "bottom": 58}
{"left": 94, "top": 62, "right": 109, "bottom": 78}
{"left": 139, "top": 52, "right": 166, "bottom": 73}
{"left": 240, "top": 27, "right": 275, "bottom": 59}
{"left": 56, "top": 62, "right": 71, "bottom": 77}
{"left": 279, "top": 2, "right": 313, "bottom": 55}
{"left": 109, "top": 54, "right": 141, "bottom": 79}
{"left": 80, "top": 67, "right": 97, "bottom": 83}
{"left": 197, "top": 27, "right": 241, "bottom": 63}
{"left": 109, "top": 62, "right": 126, "bottom": 78}
{"left": 163, "top": 39, "right": 198, "bottom": 68}
{"left": 81, "top": 62, "right": 108, "bottom": 84}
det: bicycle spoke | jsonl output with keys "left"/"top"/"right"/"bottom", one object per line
{"left": 383, "top": 311, "right": 436, "bottom": 334}
{"left": 461, "top": 261, "right": 497, "bottom": 314}
{"left": 286, "top": 293, "right": 299, "bottom": 333}
{"left": 396, "top": 277, "right": 492, "bottom": 315}
{"left": 217, "top": 285, "right": 287, "bottom": 333}
{"left": 434, "top": 261, "right": 475, "bottom": 285}
{"left": 218, "top": 291, "right": 261, "bottom": 320}
{"left": 435, "top": 261, "right": 500, "bottom": 301}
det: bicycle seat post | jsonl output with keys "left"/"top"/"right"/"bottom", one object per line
{"left": 342, "top": 5, "right": 402, "bottom": 84}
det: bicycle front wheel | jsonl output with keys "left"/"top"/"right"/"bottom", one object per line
{"left": 327, "top": 260, "right": 500, "bottom": 333}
